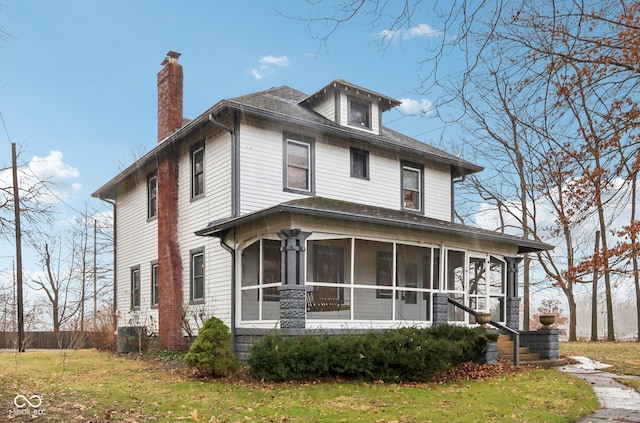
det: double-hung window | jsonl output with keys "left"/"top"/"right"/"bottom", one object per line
{"left": 150, "top": 261, "right": 158, "bottom": 307}
{"left": 401, "top": 161, "right": 423, "bottom": 212}
{"left": 191, "top": 141, "right": 205, "bottom": 199}
{"left": 284, "top": 134, "right": 314, "bottom": 193}
{"left": 350, "top": 148, "right": 369, "bottom": 179}
{"left": 147, "top": 174, "right": 157, "bottom": 219}
{"left": 131, "top": 266, "right": 140, "bottom": 309}
{"left": 190, "top": 248, "right": 205, "bottom": 303}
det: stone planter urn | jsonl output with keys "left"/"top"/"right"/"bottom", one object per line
{"left": 475, "top": 313, "right": 492, "bottom": 329}
{"left": 539, "top": 314, "right": 556, "bottom": 329}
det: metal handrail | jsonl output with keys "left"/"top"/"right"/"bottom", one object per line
{"left": 446, "top": 297, "right": 520, "bottom": 365}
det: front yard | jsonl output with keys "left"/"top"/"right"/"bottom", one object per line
{"left": 1, "top": 349, "right": 597, "bottom": 422}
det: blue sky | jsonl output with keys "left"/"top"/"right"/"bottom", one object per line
{"left": 0, "top": 1, "right": 458, "bottom": 278}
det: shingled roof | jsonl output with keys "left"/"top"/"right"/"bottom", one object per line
{"left": 196, "top": 197, "right": 553, "bottom": 254}
{"left": 93, "top": 81, "right": 481, "bottom": 200}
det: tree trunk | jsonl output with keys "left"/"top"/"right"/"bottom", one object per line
{"left": 591, "top": 231, "right": 600, "bottom": 341}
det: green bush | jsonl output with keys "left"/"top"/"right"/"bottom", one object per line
{"left": 248, "top": 325, "right": 494, "bottom": 382}
{"left": 183, "top": 317, "right": 239, "bottom": 377}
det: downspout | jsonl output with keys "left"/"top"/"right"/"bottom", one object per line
{"left": 217, "top": 228, "right": 237, "bottom": 353}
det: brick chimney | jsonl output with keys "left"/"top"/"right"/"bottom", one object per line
{"left": 157, "top": 51, "right": 184, "bottom": 350}
{"left": 157, "top": 51, "right": 183, "bottom": 142}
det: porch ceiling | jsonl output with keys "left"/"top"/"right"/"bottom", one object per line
{"left": 195, "top": 197, "right": 554, "bottom": 254}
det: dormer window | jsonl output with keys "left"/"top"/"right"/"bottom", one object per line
{"left": 348, "top": 96, "right": 371, "bottom": 129}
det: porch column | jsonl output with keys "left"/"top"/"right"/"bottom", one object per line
{"left": 432, "top": 292, "right": 449, "bottom": 325}
{"left": 504, "top": 257, "right": 522, "bottom": 331}
{"left": 278, "top": 229, "right": 311, "bottom": 329}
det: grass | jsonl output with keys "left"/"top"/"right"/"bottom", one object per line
{"left": 0, "top": 349, "right": 597, "bottom": 422}
{"left": 561, "top": 341, "right": 640, "bottom": 392}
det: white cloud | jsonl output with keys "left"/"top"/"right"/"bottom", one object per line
{"left": 381, "top": 23, "right": 441, "bottom": 42}
{"left": 251, "top": 55, "right": 290, "bottom": 80}
{"left": 405, "top": 23, "right": 440, "bottom": 39}
{"left": 398, "top": 98, "right": 433, "bottom": 116}
{"left": 0, "top": 150, "right": 81, "bottom": 205}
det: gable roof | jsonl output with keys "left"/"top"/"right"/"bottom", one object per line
{"left": 195, "top": 197, "right": 553, "bottom": 254}
{"left": 92, "top": 80, "right": 482, "bottom": 200}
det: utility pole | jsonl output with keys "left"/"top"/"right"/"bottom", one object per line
{"left": 11, "top": 143, "right": 25, "bottom": 352}
{"left": 93, "top": 218, "right": 97, "bottom": 330}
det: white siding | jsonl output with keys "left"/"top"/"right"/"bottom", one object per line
{"left": 178, "top": 129, "right": 234, "bottom": 327}
{"left": 312, "top": 95, "right": 335, "bottom": 122}
{"left": 424, "top": 162, "right": 452, "bottom": 220}
{"left": 114, "top": 175, "right": 159, "bottom": 328}
{"left": 238, "top": 117, "right": 455, "bottom": 220}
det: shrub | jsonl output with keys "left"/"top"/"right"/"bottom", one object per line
{"left": 183, "top": 317, "right": 239, "bottom": 377}
{"left": 248, "top": 325, "right": 494, "bottom": 382}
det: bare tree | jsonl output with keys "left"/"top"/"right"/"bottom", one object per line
{"left": 29, "top": 241, "right": 80, "bottom": 333}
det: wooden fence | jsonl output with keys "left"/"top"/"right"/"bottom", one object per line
{"left": 0, "top": 331, "right": 94, "bottom": 350}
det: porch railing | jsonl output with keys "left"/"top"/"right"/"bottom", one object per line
{"left": 446, "top": 297, "right": 520, "bottom": 365}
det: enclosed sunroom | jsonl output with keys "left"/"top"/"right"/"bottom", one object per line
{"left": 196, "top": 198, "right": 551, "bottom": 351}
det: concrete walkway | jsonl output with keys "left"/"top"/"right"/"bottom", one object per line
{"left": 559, "top": 356, "right": 640, "bottom": 422}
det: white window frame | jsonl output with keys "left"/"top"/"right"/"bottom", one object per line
{"left": 401, "top": 161, "right": 423, "bottom": 213}
{"left": 283, "top": 133, "right": 314, "bottom": 194}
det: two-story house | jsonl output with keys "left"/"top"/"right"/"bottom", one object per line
{"left": 93, "top": 51, "right": 551, "bottom": 353}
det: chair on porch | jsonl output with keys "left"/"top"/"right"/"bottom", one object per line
{"left": 306, "top": 286, "right": 350, "bottom": 312}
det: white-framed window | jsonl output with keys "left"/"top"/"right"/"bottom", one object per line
{"left": 147, "top": 173, "right": 157, "bottom": 219}
{"left": 401, "top": 161, "right": 423, "bottom": 212}
{"left": 191, "top": 140, "right": 205, "bottom": 199}
{"left": 284, "top": 133, "right": 314, "bottom": 194}
{"left": 150, "top": 261, "right": 158, "bottom": 308}
{"left": 131, "top": 266, "right": 140, "bottom": 309}
{"left": 347, "top": 96, "right": 371, "bottom": 129}
{"left": 350, "top": 148, "right": 369, "bottom": 179}
{"left": 190, "top": 248, "right": 205, "bottom": 303}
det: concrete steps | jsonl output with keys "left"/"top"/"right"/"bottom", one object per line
{"left": 496, "top": 334, "right": 566, "bottom": 368}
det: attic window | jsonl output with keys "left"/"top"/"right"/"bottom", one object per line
{"left": 348, "top": 96, "right": 371, "bottom": 129}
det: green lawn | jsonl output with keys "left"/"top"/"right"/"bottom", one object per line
{"left": 0, "top": 349, "right": 597, "bottom": 422}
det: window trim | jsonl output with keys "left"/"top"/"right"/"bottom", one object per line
{"left": 147, "top": 173, "right": 157, "bottom": 220}
{"left": 191, "top": 140, "right": 205, "bottom": 200}
{"left": 150, "top": 261, "right": 158, "bottom": 309}
{"left": 190, "top": 247, "right": 205, "bottom": 304}
{"left": 283, "top": 133, "right": 315, "bottom": 194}
{"left": 401, "top": 161, "right": 424, "bottom": 213}
{"left": 131, "top": 265, "right": 141, "bottom": 310}
{"left": 347, "top": 96, "right": 372, "bottom": 130}
{"left": 350, "top": 148, "right": 370, "bottom": 179}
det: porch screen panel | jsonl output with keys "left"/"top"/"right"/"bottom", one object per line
{"left": 395, "top": 244, "right": 432, "bottom": 321}
{"left": 489, "top": 256, "right": 506, "bottom": 322}
{"left": 307, "top": 239, "right": 351, "bottom": 319}
{"left": 262, "top": 239, "right": 281, "bottom": 320}
{"left": 446, "top": 250, "right": 465, "bottom": 322}
{"left": 241, "top": 241, "right": 260, "bottom": 320}
{"left": 468, "top": 256, "right": 487, "bottom": 313}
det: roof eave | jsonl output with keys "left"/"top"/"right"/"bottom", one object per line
{"left": 196, "top": 203, "right": 553, "bottom": 254}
